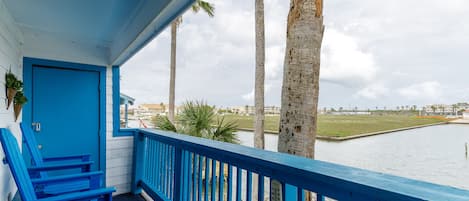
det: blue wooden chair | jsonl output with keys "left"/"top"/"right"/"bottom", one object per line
{"left": 20, "top": 123, "right": 93, "bottom": 178}
{"left": 0, "top": 128, "right": 115, "bottom": 201}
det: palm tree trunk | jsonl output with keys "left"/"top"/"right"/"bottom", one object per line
{"left": 254, "top": 0, "right": 265, "bottom": 149}
{"left": 254, "top": 0, "right": 266, "bottom": 199}
{"left": 273, "top": 0, "right": 324, "bottom": 200}
{"left": 168, "top": 19, "right": 179, "bottom": 123}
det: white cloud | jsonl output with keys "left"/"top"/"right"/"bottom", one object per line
{"left": 397, "top": 81, "right": 442, "bottom": 100}
{"left": 242, "top": 84, "right": 273, "bottom": 102}
{"left": 355, "top": 83, "right": 389, "bottom": 99}
{"left": 321, "top": 28, "right": 378, "bottom": 86}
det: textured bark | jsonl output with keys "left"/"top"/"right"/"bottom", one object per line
{"left": 168, "top": 19, "right": 179, "bottom": 123}
{"left": 254, "top": 0, "right": 265, "bottom": 149}
{"left": 273, "top": 0, "right": 324, "bottom": 200}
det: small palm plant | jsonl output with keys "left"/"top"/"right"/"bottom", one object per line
{"left": 155, "top": 101, "right": 239, "bottom": 144}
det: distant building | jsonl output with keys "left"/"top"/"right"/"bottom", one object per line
{"left": 265, "top": 106, "right": 281, "bottom": 115}
{"left": 423, "top": 103, "right": 466, "bottom": 116}
{"left": 228, "top": 105, "right": 279, "bottom": 115}
{"left": 463, "top": 110, "right": 469, "bottom": 119}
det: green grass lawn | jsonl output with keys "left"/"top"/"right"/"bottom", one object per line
{"left": 221, "top": 114, "right": 447, "bottom": 137}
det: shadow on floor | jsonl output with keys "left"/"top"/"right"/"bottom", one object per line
{"left": 113, "top": 193, "right": 146, "bottom": 201}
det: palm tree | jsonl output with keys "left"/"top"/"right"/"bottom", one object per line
{"left": 168, "top": 1, "right": 215, "bottom": 123}
{"left": 431, "top": 105, "right": 437, "bottom": 114}
{"left": 254, "top": 0, "right": 265, "bottom": 150}
{"left": 274, "top": 0, "right": 324, "bottom": 200}
{"left": 155, "top": 101, "right": 238, "bottom": 144}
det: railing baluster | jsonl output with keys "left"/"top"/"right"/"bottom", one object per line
{"left": 211, "top": 159, "right": 216, "bottom": 201}
{"left": 149, "top": 140, "right": 155, "bottom": 186}
{"left": 156, "top": 142, "right": 164, "bottom": 191}
{"left": 198, "top": 155, "right": 202, "bottom": 201}
{"left": 131, "top": 133, "right": 146, "bottom": 194}
{"left": 219, "top": 162, "right": 224, "bottom": 201}
{"left": 247, "top": 171, "right": 252, "bottom": 201}
{"left": 297, "top": 188, "right": 304, "bottom": 201}
{"left": 155, "top": 141, "right": 160, "bottom": 189}
{"left": 205, "top": 157, "right": 210, "bottom": 201}
{"left": 317, "top": 193, "right": 325, "bottom": 201}
{"left": 189, "top": 152, "right": 193, "bottom": 201}
{"left": 258, "top": 174, "right": 264, "bottom": 201}
{"left": 227, "top": 164, "right": 233, "bottom": 201}
{"left": 170, "top": 146, "right": 175, "bottom": 200}
{"left": 164, "top": 144, "right": 169, "bottom": 197}
{"left": 173, "top": 146, "right": 182, "bottom": 201}
{"left": 236, "top": 167, "right": 242, "bottom": 201}
{"left": 193, "top": 154, "right": 198, "bottom": 201}
{"left": 164, "top": 144, "right": 169, "bottom": 196}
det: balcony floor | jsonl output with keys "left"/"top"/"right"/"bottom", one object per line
{"left": 113, "top": 193, "right": 146, "bottom": 201}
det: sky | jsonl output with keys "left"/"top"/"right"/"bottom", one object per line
{"left": 121, "top": 0, "right": 469, "bottom": 110}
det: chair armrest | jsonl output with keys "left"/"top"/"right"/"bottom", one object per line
{"left": 43, "top": 153, "right": 91, "bottom": 162}
{"left": 28, "top": 161, "right": 93, "bottom": 173}
{"left": 37, "top": 187, "right": 115, "bottom": 201}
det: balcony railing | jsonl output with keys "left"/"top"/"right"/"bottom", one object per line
{"left": 130, "top": 128, "right": 469, "bottom": 201}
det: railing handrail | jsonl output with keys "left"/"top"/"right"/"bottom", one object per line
{"left": 135, "top": 128, "right": 469, "bottom": 201}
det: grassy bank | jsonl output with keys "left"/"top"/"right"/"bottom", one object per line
{"left": 221, "top": 114, "right": 448, "bottom": 137}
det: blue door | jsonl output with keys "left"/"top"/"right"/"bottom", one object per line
{"left": 31, "top": 65, "right": 101, "bottom": 171}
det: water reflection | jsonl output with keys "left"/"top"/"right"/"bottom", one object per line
{"left": 237, "top": 124, "right": 469, "bottom": 190}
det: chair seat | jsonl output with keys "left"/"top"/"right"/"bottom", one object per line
{"left": 39, "top": 179, "right": 90, "bottom": 196}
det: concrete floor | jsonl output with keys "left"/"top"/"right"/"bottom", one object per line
{"left": 113, "top": 193, "right": 146, "bottom": 201}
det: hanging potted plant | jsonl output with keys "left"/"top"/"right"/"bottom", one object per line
{"left": 13, "top": 91, "right": 27, "bottom": 122}
{"left": 5, "top": 70, "right": 23, "bottom": 109}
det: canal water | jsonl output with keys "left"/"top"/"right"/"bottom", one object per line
{"left": 237, "top": 124, "right": 469, "bottom": 190}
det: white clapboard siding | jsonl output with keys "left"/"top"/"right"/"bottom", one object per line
{"left": 105, "top": 67, "right": 135, "bottom": 195}
{"left": 0, "top": 1, "right": 24, "bottom": 201}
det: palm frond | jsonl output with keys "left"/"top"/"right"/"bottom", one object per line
{"left": 210, "top": 117, "right": 239, "bottom": 144}
{"left": 192, "top": 0, "right": 215, "bottom": 17}
{"left": 154, "top": 116, "right": 177, "bottom": 132}
{"left": 178, "top": 100, "right": 215, "bottom": 137}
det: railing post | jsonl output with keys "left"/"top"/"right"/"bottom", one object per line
{"left": 131, "top": 131, "right": 146, "bottom": 194}
{"left": 173, "top": 146, "right": 183, "bottom": 201}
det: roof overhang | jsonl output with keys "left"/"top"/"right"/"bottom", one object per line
{"left": 4, "top": 0, "right": 194, "bottom": 66}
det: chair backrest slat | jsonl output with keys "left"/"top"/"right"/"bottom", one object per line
{"left": 20, "top": 123, "right": 44, "bottom": 166}
{"left": 0, "top": 128, "right": 38, "bottom": 200}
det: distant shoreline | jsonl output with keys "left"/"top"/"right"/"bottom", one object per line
{"left": 237, "top": 122, "right": 449, "bottom": 141}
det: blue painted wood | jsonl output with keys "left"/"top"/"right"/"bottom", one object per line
{"left": 247, "top": 171, "right": 252, "bottom": 201}
{"left": 258, "top": 175, "right": 264, "bottom": 201}
{"left": 182, "top": 151, "right": 189, "bottom": 201}
{"left": 22, "top": 57, "right": 107, "bottom": 178}
{"left": 284, "top": 184, "right": 296, "bottom": 201}
{"left": 297, "top": 187, "right": 304, "bottom": 201}
{"left": 0, "top": 128, "right": 115, "bottom": 201}
{"left": 20, "top": 123, "right": 92, "bottom": 178}
{"left": 188, "top": 152, "right": 193, "bottom": 201}
{"left": 211, "top": 159, "right": 216, "bottom": 201}
{"left": 135, "top": 128, "right": 469, "bottom": 201}
{"left": 192, "top": 153, "right": 197, "bottom": 201}
{"left": 170, "top": 146, "right": 174, "bottom": 199}
{"left": 317, "top": 193, "right": 325, "bottom": 201}
{"left": 131, "top": 132, "right": 146, "bottom": 194}
{"left": 172, "top": 147, "right": 183, "bottom": 201}
{"left": 236, "top": 167, "right": 242, "bottom": 201}
{"left": 227, "top": 165, "right": 233, "bottom": 201}
{"left": 219, "top": 161, "right": 224, "bottom": 201}
{"left": 204, "top": 157, "right": 210, "bottom": 201}
{"left": 197, "top": 155, "right": 202, "bottom": 201}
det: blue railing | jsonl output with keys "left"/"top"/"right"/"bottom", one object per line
{"left": 131, "top": 128, "right": 469, "bottom": 201}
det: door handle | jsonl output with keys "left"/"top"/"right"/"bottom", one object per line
{"left": 37, "top": 144, "right": 43, "bottom": 150}
{"left": 32, "top": 122, "right": 41, "bottom": 132}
